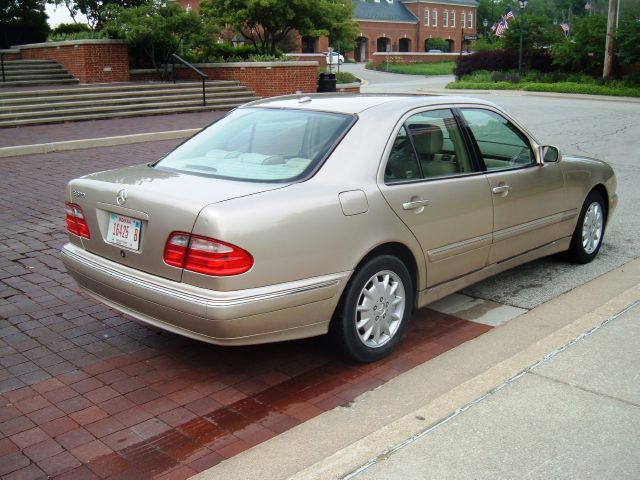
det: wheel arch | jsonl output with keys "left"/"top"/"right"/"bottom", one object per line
{"left": 589, "top": 184, "right": 610, "bottom": 225}
{"left": 351, "top": 242, "right": 419, "bottom": 309}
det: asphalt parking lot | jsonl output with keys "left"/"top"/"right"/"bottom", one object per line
{"left": 0, "top": 140, "right": 490, "bottom": 479}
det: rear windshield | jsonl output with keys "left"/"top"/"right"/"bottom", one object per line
{"left": 155, "top": 107, "right": 354, "bottom": 182}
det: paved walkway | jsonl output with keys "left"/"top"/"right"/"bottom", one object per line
{"left": 0, "top": 111, "right": 223, "bottom": 148}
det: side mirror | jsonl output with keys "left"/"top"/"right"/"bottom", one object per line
{"left": 540, "top": 145, "right": 560, "bottom": 163}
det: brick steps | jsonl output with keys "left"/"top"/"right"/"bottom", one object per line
{"left": 0, "top": 81, "right": 259, "bottom": 127}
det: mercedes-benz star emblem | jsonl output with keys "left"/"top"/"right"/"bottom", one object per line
{"left": 116, "top": 189, "right": 127, "bottom": 206}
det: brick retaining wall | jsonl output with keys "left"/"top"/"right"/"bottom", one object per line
{"left": 0, "top": 49, "right": 21, "bottom": 61}
{"left": 371, "top": 52, "right": 461, "bottom": 66}
{"left": 14, "top": 40, "right": 129, "bottom": 83}
{"left": 131, "top": 61, "right": 319, "bottom": 97}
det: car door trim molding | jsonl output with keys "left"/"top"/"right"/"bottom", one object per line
{"left": 493, "top": 209, "right": 578, "bottom": 243}
{"left": 427, "top": 233, "right": 493, "bottom": 261}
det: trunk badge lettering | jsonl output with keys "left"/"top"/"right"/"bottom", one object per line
{"left": 116, "top": 189, "right": 127, "bottom": 206}
{"left": 73, "top": 190, "right": 86, "bottom": 198}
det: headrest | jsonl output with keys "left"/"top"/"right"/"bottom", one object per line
{"left": 407, "top": 123, "right": 443, "bottom": 156}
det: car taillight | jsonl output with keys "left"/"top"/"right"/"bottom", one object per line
{"left": 163, "top": 232, "right": 253, "bottom": 276}
{"left": 65, "top": 202, "right": 91, "bottom": 239}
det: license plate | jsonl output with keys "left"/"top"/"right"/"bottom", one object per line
{"left": 106, "top": 213, "right": 142, "bottom": 250}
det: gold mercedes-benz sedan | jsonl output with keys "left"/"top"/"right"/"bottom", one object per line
{"left": 61, "top": 95, "right": 617, "bottom": 362}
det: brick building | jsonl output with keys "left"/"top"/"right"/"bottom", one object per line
{"left": 176, "top": 0, "right": 478, "bottom": 61}
{"left": 351, "top": 0, "right": 478, "bottom": 61}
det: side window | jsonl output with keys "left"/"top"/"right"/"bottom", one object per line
{"left": 460, "top": 109, "right": 534, "bottom": 171}
{"left": 405, "top": 109, "right": 473, "bottom": 179}
{"left": 385, "top": 126, "right": 421, "bottom": 183}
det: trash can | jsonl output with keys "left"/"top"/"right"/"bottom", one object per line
{"left": 317, "top": 73, "right": 337, "bottom": 93}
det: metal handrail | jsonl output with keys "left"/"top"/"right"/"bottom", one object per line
{"left": 170, "top": 53, "right": 208, "bottom": 106}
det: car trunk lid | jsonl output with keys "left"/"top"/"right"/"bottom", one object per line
{"left": 68, "top": 164, "right": 287, "bottom": 281}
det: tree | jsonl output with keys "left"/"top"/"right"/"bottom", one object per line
{"left": 0, "top": 0, "right": 49, "bottom": 48}
{"left": 200, "top": 0, "right": 357, "bottom": 55}
{"left": 501, "top": 13, "right": 564, "bottom": 60}
{"left": 551, "top": 14, "right": 607, "bottom": 75}
{"left": 615, "top": 11, "right": 640, "bottom": 70}
{"left": 104, "top": 0, "right": 204, "bottom": 71}
{"left": 49, "top": 0, "right": 147, "bottom": 29}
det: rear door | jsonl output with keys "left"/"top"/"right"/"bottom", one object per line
{"left": 378, "top": 108, "right": 494, "bottom": 287}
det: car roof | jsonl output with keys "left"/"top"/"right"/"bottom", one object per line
{"left": 242, "top": 94, "right": 499, "bottom": 115}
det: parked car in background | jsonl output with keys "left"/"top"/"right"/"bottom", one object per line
{"left": 62, "top": 95, "right": 617, "bottom": 362}
{"left": 324, "top": 51, "right": 344, "bottom": 65}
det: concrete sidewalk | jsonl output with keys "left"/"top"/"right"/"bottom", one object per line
{"left": 351, "top": 301, "right": 640, "bottom": 480}
{"left": 194, "top": 258, "right": 640, "bottom": 480}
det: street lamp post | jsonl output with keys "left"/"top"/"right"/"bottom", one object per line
{"left": 482, "top": 18, "right": 489, "bottom": 40}
{"left": 518, "top": 0, "right": 528, "bottom": 78}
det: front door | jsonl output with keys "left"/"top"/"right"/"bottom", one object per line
{"left": 459, "top": 108, "right": 568, "bottom": 263}
{"left": 379, "top": 108, "right": 493, "bottom": 287}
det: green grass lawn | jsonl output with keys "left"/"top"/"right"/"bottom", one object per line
{"left": 374, "top": 61, "right": 455, "bottom": 76}
{"left": 446, "top": 80, "right": 640, "bottom": 97}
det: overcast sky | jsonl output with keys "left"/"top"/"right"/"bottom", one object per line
{"left": 46, "top": 3, "right": 88, "bottom": 27}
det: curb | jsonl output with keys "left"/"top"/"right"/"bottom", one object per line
{"left": 420, "top": 87, "right": 640, "bottom": 103}
{"left": 0, "top": 128, "right": 201, "bottom": 158}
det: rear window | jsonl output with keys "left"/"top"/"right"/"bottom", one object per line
{"left": 155, "top": 107, "right": 354, "bottom": 182}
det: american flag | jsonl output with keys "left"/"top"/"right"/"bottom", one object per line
{"left": 560, "top": 22, "right": 570, "bottom": 37}
{"left": 504, "top": 8, "right": 515, "bottom": 21}
{"left": 495, "top": 18, "right": 508, "bottom": 36}
{"left": 490, "top": 22, "right": 497, "bottom": 32}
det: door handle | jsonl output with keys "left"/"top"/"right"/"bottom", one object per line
{"left": 492, "top": 184, "right": 512, "bottom": 195}
{"left": 402, "top": 199, "right": 431, "bottom": 210}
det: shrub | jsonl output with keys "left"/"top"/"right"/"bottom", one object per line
{"left": 48, "top": 31, "right": 109, "bottom": 42}
{"left": 50, "top": 23, "right": 91, "bottom": 36}
{"left": 454, "top": 50, "right": 517, "bottom": 78}
{"left": 426, "top": 38, "right": 449, "bottom": 52}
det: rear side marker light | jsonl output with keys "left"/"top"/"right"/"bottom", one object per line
{"left": 163, "top": 232, "right": 253, "bottom": 276}
{"left": 65, "top": 202, "right": 91, "bottom": 239}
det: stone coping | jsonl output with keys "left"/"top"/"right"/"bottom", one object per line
{"left": 195, "top": 61, "right": 318, "bottom": 68}
{"left": 372, "top": 52, "right": 461, "bottom": 56}
{"left": 12, "top": 39, "right": 127, "bottom": 50}
{"left": 0, "top": 49, "right": 20, "bottom": 54}
{"left": 336, "top": 82, "right": 361, "bottom": 88}
{"left": 130, "top": 61, "right": 318, "bottom": 74}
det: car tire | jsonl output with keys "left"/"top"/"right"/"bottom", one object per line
{"left": 567, "top": 191, "right": 606, "bottom": 264}
{"left": 330, "top": 255, "right": 413, "bottom": 362}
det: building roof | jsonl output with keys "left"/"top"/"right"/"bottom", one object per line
{"left": 353, "top": 1, "right": 418, "bottom": 23}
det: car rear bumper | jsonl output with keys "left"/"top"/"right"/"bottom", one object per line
{"left": 61, "top": 243, "right": 350, "bottom": 345}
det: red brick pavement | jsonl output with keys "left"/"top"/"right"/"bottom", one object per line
{"left": 0, "top": 111, "right": 225, "bottom": 149}
{"left": 0, "top": 141, "right": 492, "bottom": 479}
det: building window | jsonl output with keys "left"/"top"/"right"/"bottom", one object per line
{"left": 461, "top": 12, "right": 466, "bottom": 29}
{"left": 468, "top": 12, "right": 473, "bottom": 29}
{"left": 451, "top": 11, "right": 456, "bottom": 27}
{"left": 443, "top": 10, "right": 449, "bottom": 27}
{"left": 424, "top": 9, "right": 429, "bottom": 26}
{"left": 432, "top": 9, "right": 437, "bottom": 27}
